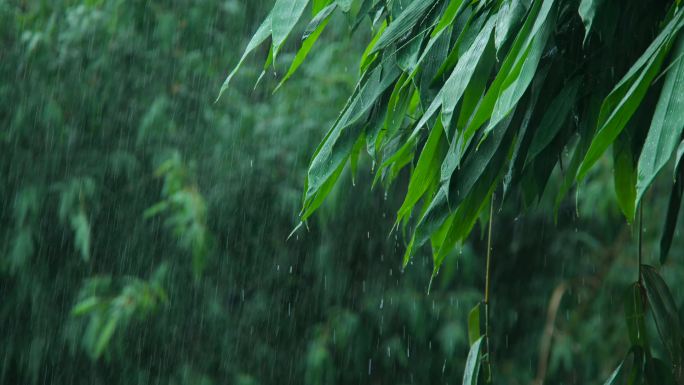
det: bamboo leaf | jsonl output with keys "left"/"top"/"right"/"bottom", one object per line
{"left": 483, "top": 0, "right": 556, "bottom": 140}
{"left": 462, "top": 336, "right": 484, "bottom": 385}
{"left": 370, "top": 0, "right": 438, "bottom": 54}
{"left": 467, "top": 303, "right": 482, "bottom": 346}
{"left": 613, "top": 132, "right": 637, "bottom": 223}
{"left": 661, "top": 160, "right": 684, "bottom": 264}
{"left": 397, "top": 118, "right": 446, "bottom": 224}
{"left": 578, "top": 0, "right": 604, "bottom": 45}
{"left": 272, "top": 0, "right": 311, "bottom": 60}
{"left": 624, "top": 283, "right": 649, "bottom": 350}
{"left": 602, "top": 359, "right": 626, "bottom": 385}
{"left": 636, "top": 35, "right": 684, "bottom": 208}
{"left": 274, "top": 4, "right": 336, "bottom": 91}
{"left": 578, "top": 12, "right": 684, "bottom": 181}
{"left": 640, "top": 264, "right": 682, "bottom": 369}
{"left": 525, "top": 77, "right": 581, "bottom": 167}
{"left": 216, "top": 13, "right": 272, "bottom": 101}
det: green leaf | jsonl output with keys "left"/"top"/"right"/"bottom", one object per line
{"left": 304, "top": 56, "right": 400, "bottom": 214}
{"left": 370, "top": 0, "right": 438, "bottom": 54}
{"left": 396, "top": 118, "right": 446, "bottom": 224}
{"left": 94, "top": 314, "right": 119, "bottom": 358}
{"left": 660, "top": 160, "right": 684, "bottom": 264}
{"left": 467, "top": 303, "right": 482, "bottom": 346}
{"left": 494, "top": 0, "right": 527, "bottom": 53}
{"left": 463, "top": 0, "right": 555, "bottom": 142}
{"left": 636, "top": 35, "right": 684, "bottom": 208}
{"left": 640, "top": 265, "right": 682, "bottom": 369}
{"left": 524, "top": 77, "right": 581, "bottom": 167}
{"left": 602, "top": 359, "right": 626, "bottom": 385}
{"left": 433, "top": 0, "right": 465, "bottom": 38}
{"left": 554, "top": 95, "right": 601, "bottom": 216}
{"left": 578, "top": 12, "right": 684, "bottom": 181}
{"left": 72, "top": 297, "right": 100, "bottom": 316}
{"left": 624, "top": 283, "right": 649, "bottom": 351}
{"left": 578, "top": 0, "right": 604, "bottom": 45}
{"left": 274, "top": 4, "right": 336, "bottom": 91}
{"left": 272, "top": 0, "right": 311, "bottom": 60}
{"left": 70, "top": 210, "right": 91, "bottom": 262}
{"left": 482, "top": 0, "right": 556, "bottom": 140}
{"left": 216, "top": 13, "right": 273, "bottom": 101}
{"left": 645, "top": 357, "right": 677, "bottom": 385}
{"left": 613, "top": 132, "right": 637, "bottom": 223}
{"left": 462, "top": 335, "right": 484, "bottom": 385}
{"left": 503, "top": 64, "right": 549, "bottom": 197}
{"left": 440, "top": 17, "right": 497, "bottom": 129}
{"left": 313, "top": 0, "right": 332, "bottom": 14}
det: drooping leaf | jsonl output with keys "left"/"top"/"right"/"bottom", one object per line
{"left": 624, "top": 283, "right": 649, "bottom": 351}
{"left": 482, "top": 0, "right": 556, "bottom": 140}
{"left": 463, "top": 0, "right": 555, "bottom": 142}
{"left": 577, "top": 12, "right": 684, "bottom": 181}
{"left": 304, "top": 55, "right": 401, "bottom": 213}
{"left": 578, "top": 0, "right": 605, "bottom": 45}
{"left": 602, "top": 358, "right": 626, "bottom": 385}
{"left": 467, "top": 303, "right": 482, "bottom": 346}
{"left": 613, "top": 131, "right": 637, "bottom": 223}
{"left": 636, "top": 35, "right": 684, "bottom": 207}
{"left": 660, "top": 160, "right": 684, "bottom": 264}
{"left": 274, "top": 4, "right": 337, "bottom": 91}
{"left": 396, "top": 118, "right": 446, "bottom": 224}
{"left": 640, "top": 264, "right": 682, "bottom": 369}
{"left": 494, "top": 0, "right": 528, "bottom": 53}
{"left": 216, "top": 13, "right": 273, "bottom": 101}
{"left": 370, "top": 0, "right": 439, "bottom": 54}
{"left": 645, "top": 357, "right": 677, "bottom": 385}
{"left": 462, "top": 335, "right": 484, "bottom": 385}
{"left": 272, "top": 0, "right": 311, "bottom": 61}
{"left": 524, "top": 77, "right": 581, "bottom": 167}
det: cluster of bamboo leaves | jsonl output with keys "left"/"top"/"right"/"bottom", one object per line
{"left": 222, "top": 0, "right": 684, "bottom": 382}
{"left": 222, "top": 0, "right": 684, "bottom": 272}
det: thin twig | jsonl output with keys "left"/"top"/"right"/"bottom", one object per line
{"left": 484, "top": 193, "right": 495, "bottom": 383}
{"left": 638, "top": 204, "right": 643, "bottom": 283}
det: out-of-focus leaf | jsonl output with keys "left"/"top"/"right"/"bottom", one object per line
{"left": 72, "top": 297, "right": 100, "bottom": 316}
{"left": 636, "top": 35, "right": 684, "bottom": 207}
{"left": 463, "top": 336, "right": 484, "bottom": 385}
{"left": 624, "top": 283, "right": 649, "bottom": 350}
{"left": 641, "top": 265, "right": 682, "bottom": 369}
{"left": 661, "top": 160, "right": 684, "bottom": 264}
{"left": 645, "top": 357, "right": 677, "bottom": 385}
{"left": 602, "top": 358, "right": 626, "bottom": 385}
{"left": 217, "top": 13, "right": 272, "bottom": 101}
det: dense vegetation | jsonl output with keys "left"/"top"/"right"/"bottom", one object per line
{"left": 226, "top": 0, "right": 684, "bottom": 383}
{"left": 1, "top": 1, "right": 684, "bottom": 385}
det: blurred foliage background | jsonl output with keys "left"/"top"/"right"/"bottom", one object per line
{"left": 2, "top": 1, "right": 684, "bottom": 384}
